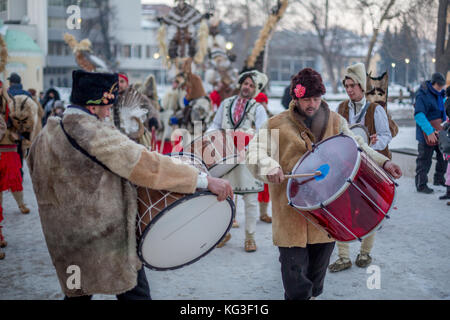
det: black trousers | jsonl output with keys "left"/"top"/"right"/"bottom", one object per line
{"left": 415, "top": 142, "right": 448, "bottom": 189}
{"left": 64, "top": 267, "right": 151, "bottom": 301}
{"left": 278, "top": 242, "right": 335, "bottom": 300}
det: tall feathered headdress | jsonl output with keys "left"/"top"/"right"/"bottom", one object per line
{"left": 246, "top": 0, "right": 289, "bottom": 72}
{"left": 64, "top": 33, "right": 109, "bottom": 72}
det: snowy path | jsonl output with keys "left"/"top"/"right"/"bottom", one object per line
{"left": 0, "top": 160, "right": 449, "bottom": 300}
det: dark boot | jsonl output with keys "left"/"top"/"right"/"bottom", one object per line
{"left": 417, "top": 185, "right": 434, "bottom": 194}
{"left": 439, "top": 186, "right": 450, "bottom": 200}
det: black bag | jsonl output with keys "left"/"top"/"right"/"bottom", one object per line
{"left": 438, "top": 123, "right": 450, "bottom": 154}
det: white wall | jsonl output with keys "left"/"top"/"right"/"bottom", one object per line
{"left": 109, "top": 0, "right": 142, "bottom": 31}
{"left": 27, "top": 0, "right": 48, "bottom": 59}
{"left": 7, "top": 0, "right": 27, "bottom": 21}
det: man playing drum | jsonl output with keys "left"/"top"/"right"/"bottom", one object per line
{"left": 208, "top": 70, "right": 269, "bottom": 252}
{"left": 246, "top": 68, "right": 402, "bottom": 300}
{"left": 329, "top": 63, "right": 394, "bottom": 272}
{"left": 27, "top": 70, "right": 233, "bottom": 300}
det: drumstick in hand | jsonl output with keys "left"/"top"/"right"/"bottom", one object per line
{"left": 285, "top": 171, "right": 322, "bottom": 179}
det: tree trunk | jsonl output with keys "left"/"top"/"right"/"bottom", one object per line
{"left": 435, "top": 0, "right": 449, "bottom": 75}
{"left": 364, "top": 0, "right": 397, "bottom": 71}
{"left": 365, "top": 29, "right": 379, "bottom": 72}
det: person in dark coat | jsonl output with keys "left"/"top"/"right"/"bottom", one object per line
{"left": 414, "top": 72, "right": 447, "bottom": 193}
{"left": 281, "top": 84, "right": 292, "bottom": 109}
{"left": 41, "top": 88, "right": 61, "bottom": 127}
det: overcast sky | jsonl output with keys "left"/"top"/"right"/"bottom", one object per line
{"left": 141, "top": 0, "right": 174, "bottom": 4}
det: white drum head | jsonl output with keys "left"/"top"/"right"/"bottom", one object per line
{"left": 138, "top": 192, "right": 235, "bottom": 270}
{"left": 209, "top": 156, "right": 239, "bottom": 178}
{"left": 350, "top": 124, "right": 370, "bottom": 145}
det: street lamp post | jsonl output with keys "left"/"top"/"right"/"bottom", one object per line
{"left": 405, "top": 58, "right": 410, "bottom": 86}
{"left": 391, "top": 63, "right": 396, "bottom": 84}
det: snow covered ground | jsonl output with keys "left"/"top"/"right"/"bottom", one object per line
{"left": 0, "top": 144, "right": 449, "bottom": 300}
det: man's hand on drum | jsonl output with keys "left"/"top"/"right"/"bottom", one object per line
{"left": 267, "top": 167, "right": 285, "bottom": 184}
{"left": 369, "top": 134, "right": 378, "bottom": 146}
{"left": 207, "top": 176, "right": 234, "bottom": 201}
{"left": 383, "top": 161, "right": 403, "bottom": 179}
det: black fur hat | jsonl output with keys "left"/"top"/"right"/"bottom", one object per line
{"left": 70, "top": 70, "right": 119, "bottom": 106}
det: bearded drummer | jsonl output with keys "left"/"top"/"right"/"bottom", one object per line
{"left": 330, "top": 63, "right": 395, "bottom": 273}
{"left": 246, "top": 68, "right": 402, "bottom": 300}
{"left": 208, "top": 70, "right": 269, "bottom": 252}
{"left": 27, "top": 70, "right": 233, "bottom": 300}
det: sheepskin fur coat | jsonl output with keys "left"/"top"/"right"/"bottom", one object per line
{"left": 247, "top": 100, "right": 388, "bottom": 248}
{"left": 27, "top": 106, "right": 199, "bottom": 297}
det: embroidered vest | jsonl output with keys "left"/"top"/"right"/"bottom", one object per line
{"left": 221, "top": 96, "right": 259, "bottom": 131}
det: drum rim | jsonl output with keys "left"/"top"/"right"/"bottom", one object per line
{"left": 208, "top": 155, "right": 239, "bottom": 176}
{"left": 287, "top": 134, "right": 362, "bottom": 211}
{"left": 349, "top": 123, "right": 370, "bottom": 144}
{"left": 137, "top": 190, "right": 236, "bottom": 271}
{"left": 165, "top": 152, "right": 209, "bottom": 174}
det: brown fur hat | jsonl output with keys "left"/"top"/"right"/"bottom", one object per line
{"left": 290, "top": 68, "right": 326, "bottom": 99}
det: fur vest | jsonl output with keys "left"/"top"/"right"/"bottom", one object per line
{"left": 338, "top": 100, "right": 392, "bottom": 159}
{"left": 27, "top": 107, "right": 198, "bottom": 297}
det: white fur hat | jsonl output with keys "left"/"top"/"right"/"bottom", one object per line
{"left": 238, "top": 70, "right": 268, "bottom": 98}
{"left": 344, "top": 63, "right": 367, "bottom": 91}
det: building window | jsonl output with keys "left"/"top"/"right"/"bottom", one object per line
{"left": 123, "top": 45, "right": 131, "bottom": 58}
{"left": 48, "top": 17, "right": 67, "bottom": 29}
{"left": 132, "top": 45, "right": 142, "bottom": 59}
{"left": 146, "top": 45, "right": 151, "bottom": 59}
{"left": 48, "top": 41, "right": 67, "bottom": 56}
{"left": 0, "top": 0, "right": 7, "bottom": 12}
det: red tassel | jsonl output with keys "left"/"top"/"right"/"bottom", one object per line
{"left": 0, "top": 151, "right": 23, "bottom": 192}
{"left": 258, "top": 184, "right": 270, "bottom": 203}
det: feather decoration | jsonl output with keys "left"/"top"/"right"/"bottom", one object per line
{"left": 0, "top": 34, "right": 8, "bottom": 74}
{"left": 157, "top": 24, "right": 170, "bottom": 68}
{"left": 247, "top": 0, "right": 289, "bottom": 69}
{"left": 119, "top": 90, "right": 148, "bottom": 136}
{"left": 193, "top": 19, "right": 209, "bottom": 65}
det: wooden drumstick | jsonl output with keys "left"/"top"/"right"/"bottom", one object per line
{"left": 285, "top": 171, "right": 322, "bottom": 179}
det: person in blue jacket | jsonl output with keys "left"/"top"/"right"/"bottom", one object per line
{"left": 414, "top": 72, "right": 447, "bottom": 194}
{"left": 7, "top": 73, "right": 32, "bottom": 98}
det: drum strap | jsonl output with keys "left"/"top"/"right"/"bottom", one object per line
{"left": 356, "top": 102, "right": 371, "bottom": 124}
{"left": 59, "top": 120, "right": 114, "bottom": 174}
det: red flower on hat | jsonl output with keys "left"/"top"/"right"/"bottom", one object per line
{"left": 294, "top": 84, "right": 306, "bottom": 99}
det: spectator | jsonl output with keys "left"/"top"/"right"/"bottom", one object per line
{"left": 439, "top": 87, "right": 450, "bottom": 204}
{"left": 281, "top": 84, "right": 292, "bottom": 109}
{"left": 414, "top": 72, "right": 448, "bottom": 193}
{"left": 7, "top": 73, "right": 32, "bottom": 98}
{"left": 41, "top": 88, "right": 61, "bottom": 126}
{"left": 50, "top": 101, "right": 65, "bottom": 119}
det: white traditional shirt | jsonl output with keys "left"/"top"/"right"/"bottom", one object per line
{"left": 348, "top": 96, "right": 392, "bottom": 151}
{"left": 208, "top": 96, "right": 268, "bottom": 132}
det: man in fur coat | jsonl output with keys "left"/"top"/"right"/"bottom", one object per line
{"left": 246, "top": 68, "right": 402, "bottom": 300}
{"left": 208, "top": 70, "right": 269, "bottom": 252}
{"left": 27, "top": 70, "right": 233, "bottom": 300}
{"left": 329, "top": 63, "right": 393, "bottom": 272}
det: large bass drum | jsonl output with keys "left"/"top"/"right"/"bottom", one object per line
{"left": 136, "top": 152, "right": 235, "bottom": 270}
{"left": 287, "top": 134, "right": 397, "bottom": 242}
